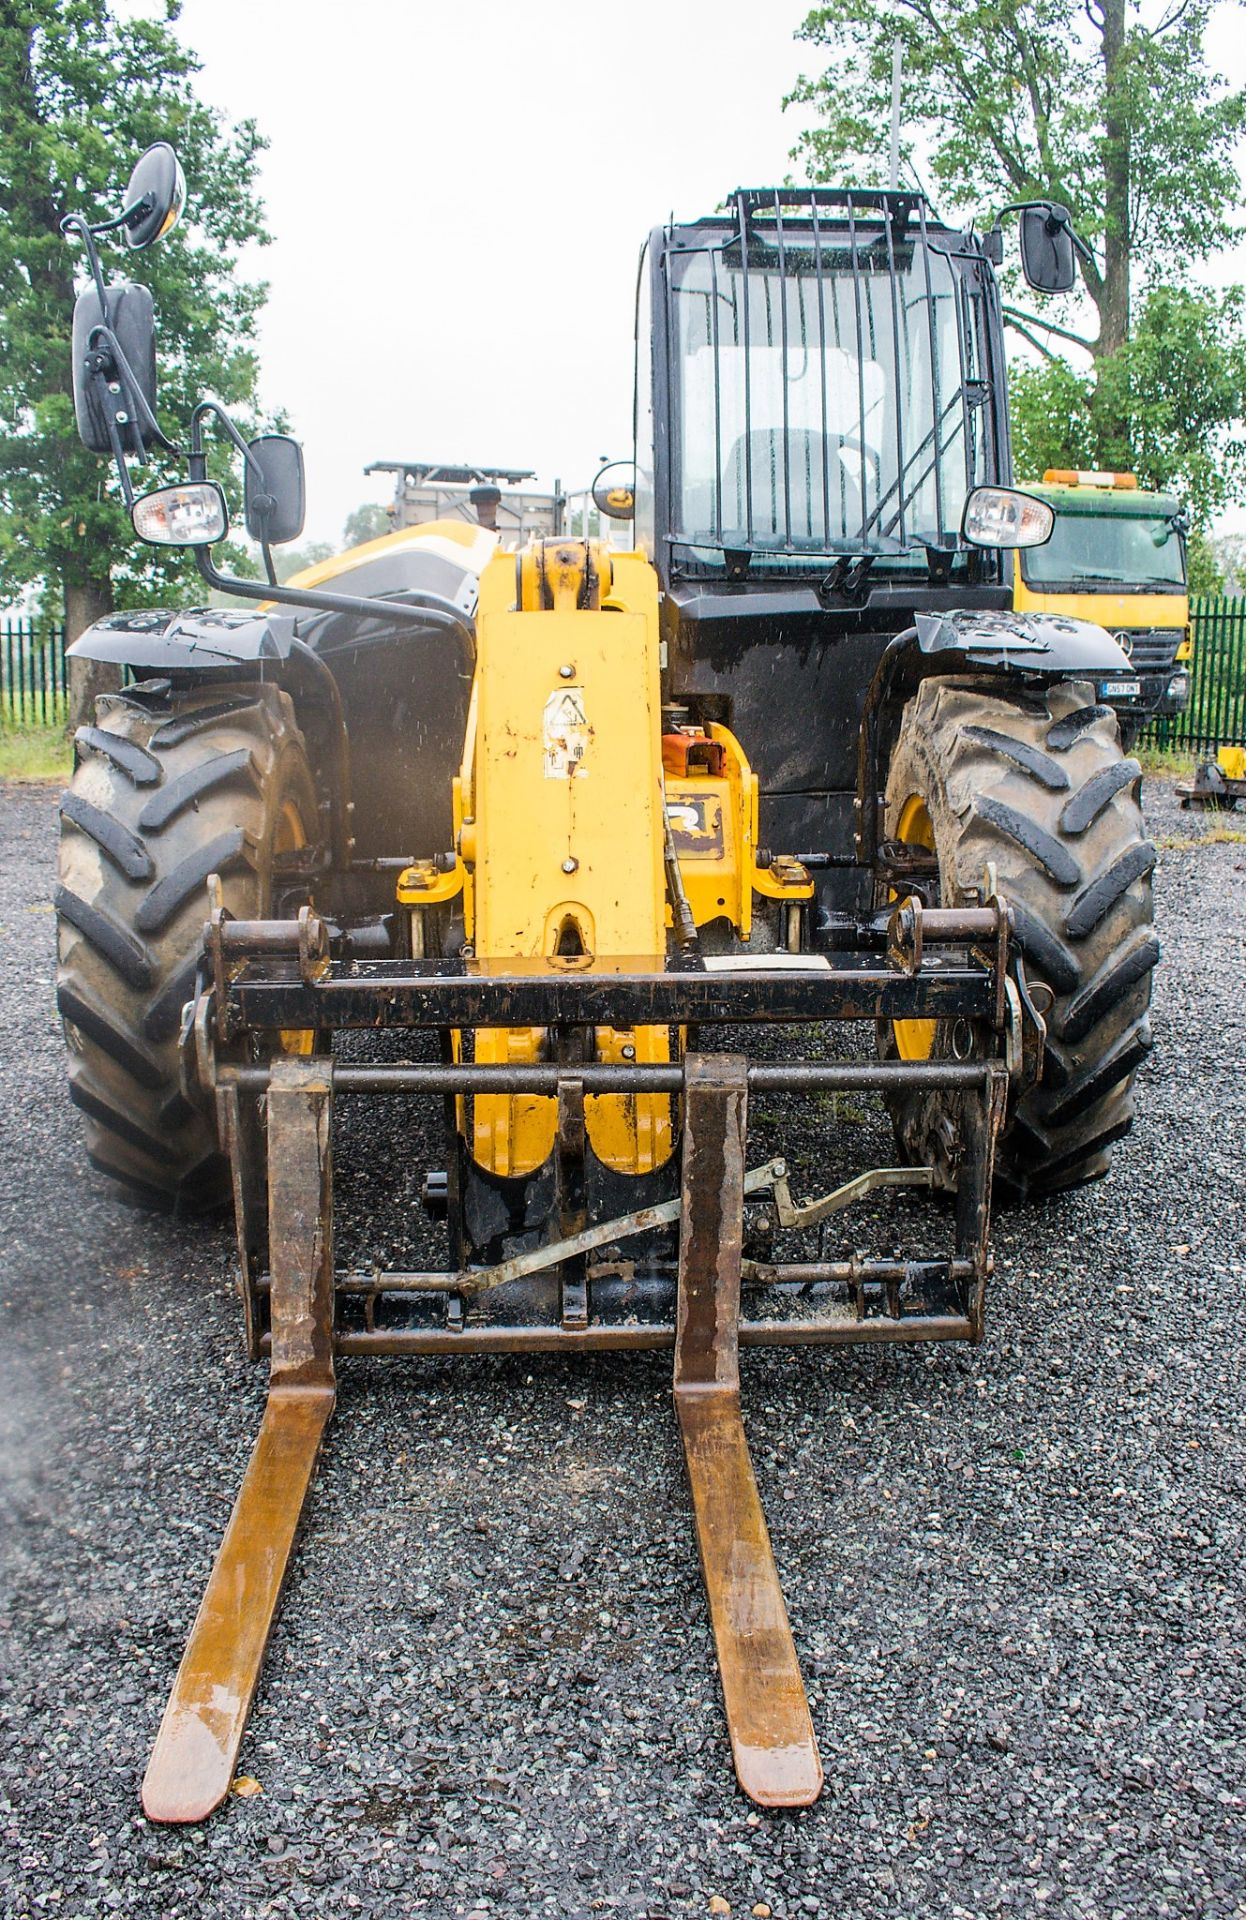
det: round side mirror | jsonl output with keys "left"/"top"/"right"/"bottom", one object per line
{"left": 124, "top": 143, "right": 186, "bottom": 250}
{"left": 591, "top": 461, "right": 636, "bottom": 521}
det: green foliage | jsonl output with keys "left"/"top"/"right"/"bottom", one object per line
{"left": 1096, "top": 286, "right": 1246, "bottom": 518}
{"left": 342, "top": 502, "right": 391, "bottom": 549}
{"left": 1009, "top": 359, "right": 1101, "bottom": 481}
{"left": 1009, "top": 285, "right": 1246, "bottom": 525}
{"left": 1185, "top": 530, "right": 1223, "bottom": 597}
{"left": 274, "top": 540, "right": 333, "bottom": 583}
{"left": 1210, "top": 531, "right": 1246, "bottom": 595}
{"left": 0, "top": 1, "right": 274, "bottom": 626}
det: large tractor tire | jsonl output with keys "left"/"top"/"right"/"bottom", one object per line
{"left": 884, "top": 678, "right": 1157, "bottom": 1198}
{"left": 56, "top": 683, "right": 317, "bottom": 1211}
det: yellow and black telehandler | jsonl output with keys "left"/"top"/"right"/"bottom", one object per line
{"left": 55, "top": 152, "right": 1156, "bottom": 1819}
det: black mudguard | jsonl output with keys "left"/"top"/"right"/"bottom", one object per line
{"left": 66, "top": 605, "right": 299, "bottom": 669}
{"left": 915, "top": 607, "right": 1134, "bottom": 678}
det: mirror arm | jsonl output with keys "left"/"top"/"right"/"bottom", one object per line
{"left": 86, "top": 322, "right": 178, "bottom": 457}
{"left": 191, "top": 399, "right": 268, "bottom": 481}
{"left": 189, "top": 402, "right": 280, "bottom": 580}
{"left": 59, "top": 213, "right": 114, "bottom": 319}
{"left": 87, "top": 193, "right": 154, "bottom": 239}
{"left": 101, "top": 402, "right": 137, "bottom": 510}
{"left": 191, "top": 543, "right": 477, "bottom": 655}
{"left": 995, "top": 197, "right": 1093, "bottom": 264}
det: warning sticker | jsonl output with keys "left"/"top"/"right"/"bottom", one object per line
{"left": 665, "top": 794, "right": 724, "bottom": 857}
{"left": 543, "top": 686, "right": 589, "bottom": 778}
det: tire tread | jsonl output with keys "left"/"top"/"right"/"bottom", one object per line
{"left": 56, "top": 686, "right": 313, "bottom": 1210}
{"left": 883, "top": 676, "right": 1156, "bottom": 1197}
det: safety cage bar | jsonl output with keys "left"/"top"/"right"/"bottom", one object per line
{"left": 662, "top": 187, "right": 997, "bottom": 573}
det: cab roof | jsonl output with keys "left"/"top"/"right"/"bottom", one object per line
{"left": 1023, "top": 480, "right": 1181, "bottom": 517}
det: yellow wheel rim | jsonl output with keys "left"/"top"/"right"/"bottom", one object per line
{"left": 892, "top": 792, "right": 937, "bottom": 1062}
{"left": 275, "top": 796, "right": 315, "bottom": 1057}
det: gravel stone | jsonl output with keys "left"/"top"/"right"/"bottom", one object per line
{"left": 1, "top": 772, "right": 1244, "bottom": 1918}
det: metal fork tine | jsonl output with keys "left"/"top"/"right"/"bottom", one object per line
{"left": 140, "top": 1387, "right": 333, "bottom": 1822}
{"left": 142, "top": 1059, "right": 336, "bottom": 1823}
{"left": 674, "top": 1055, "right": 823, "bottom": 1809}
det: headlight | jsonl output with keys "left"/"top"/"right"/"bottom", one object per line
{"left": 132, "top": 482, "right": 228, "bottom": 547}
{"left": 961, "top": 486, "right": 1055, "bottom": 549}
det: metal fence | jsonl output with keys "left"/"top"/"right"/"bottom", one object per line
{"left": 1142, "top": 596, "right": 1246, "bottom": 757}
{"left": 1, "top": 621, "right": 68, "bottom": 728}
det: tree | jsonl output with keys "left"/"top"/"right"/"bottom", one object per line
{"left": 1009, "top": 284, "right": 1246, "bottom": 520}
{"left": 0, "top": 1, "right": 272, "bottom": 718}
{"left": 274, "top": 539, "right": 333, "bottom": 583}
{"left": 788, "top": 0, "right": 1245, "bottom": 364}
{"left": 342, "top": 501, "right": 391, "bottom": 548}
{"left": 789, "top": 0, "right": 1246, "bottom": 533}
{"left": 1210, "top": 530, "right": 1246, "bottom": 595}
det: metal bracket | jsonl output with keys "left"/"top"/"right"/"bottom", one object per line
{"left": 388, "top": 1158, "right": 788, "bottom": 1301}
{"left": 771, "top": 1163, "right": 936, "bottom": 1229}
{"left": 556, "top": 1074, "right": 588, "bottom": 1330}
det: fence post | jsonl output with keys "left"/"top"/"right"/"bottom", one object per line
{"left": 0, "top": 620, "right": 71, "bottom": 733}
{"left": 1157, "top": 596, "right": 1246, "bottom": 759}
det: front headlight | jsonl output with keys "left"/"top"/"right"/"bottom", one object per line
{"left": 131, "top": 481, "right": 228, "bottom": 547}
{"left": 961, "top": 486, "right": 1055, "bottom": 549}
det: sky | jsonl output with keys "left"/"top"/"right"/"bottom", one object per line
{"left": 122, "top": 0, "right": 1245, "bottom": 548}
{"left": 164, "top": 0, "right": 815, "bottom": 548}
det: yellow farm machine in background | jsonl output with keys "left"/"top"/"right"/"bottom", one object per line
{"left": 55, "top": 154, "right": 1156, "bottom": 1818}
{"left": 1012, "top": 468, "right": 1192, "bottom": 747}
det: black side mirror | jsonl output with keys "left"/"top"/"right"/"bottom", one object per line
{"left": 122, "top": 142, "right": 186, "bottom": 250}
{"left": 244, "top": 435, "right": 306, "bottom": 545}
{"left": 592, "top": 460, "right": 637, "bottom": 520}
{"left": 1019, "top": 203, "right": 1077, "bottom": 294}
{"left": 70, "top": 281, "right": 157, "bottom": 454}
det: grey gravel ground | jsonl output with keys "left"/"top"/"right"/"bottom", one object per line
{"left": 1, "top": 774, "right": 1244, "bottom": 1920}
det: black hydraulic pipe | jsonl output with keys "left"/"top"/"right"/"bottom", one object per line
{"left": 193, "top": 545, "right": 475, "bottom": 652}
{"left": 856, "top": 626, "right": 916, "bottom": 866}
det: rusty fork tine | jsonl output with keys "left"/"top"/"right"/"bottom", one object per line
{"left": 140, "top": 1388, "right": 333, "bottom": 1822}
{"left": 142, "top": 1059, "right": 336, "bottom": 1824}
{"left": 674, "top": 1055, "right": 823, "bottom": 1810}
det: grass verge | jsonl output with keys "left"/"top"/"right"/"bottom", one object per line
{"left": 0, "top": 726, "right": 72, "bottom": 783}
{"left": 1135, "top": 745, "right": 1198, "bottom": 778}
{"left": 1155, "top": 823, "right": 1246, "bottom": 850}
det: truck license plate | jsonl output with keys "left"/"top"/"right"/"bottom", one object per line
{"left": 1103, "top": 678, "right": 1141, "bottom": 699}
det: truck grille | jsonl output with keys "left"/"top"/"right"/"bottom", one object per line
{"left": 1115, "top": 627, "right": 1184, "bottom": 670}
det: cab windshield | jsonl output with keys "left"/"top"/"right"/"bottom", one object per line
{"left": 1020, "top": 508, "right": 1187, "bottom": 592}
{"left": 667, "top": 203, "right": 990, "bottom": 574}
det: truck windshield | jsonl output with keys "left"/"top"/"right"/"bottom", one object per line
{"left": 1020, "top": 509, "right": 1186, "bottom": 592}
{"left": 668, "top": 207, "right": 986, "bottom": 572}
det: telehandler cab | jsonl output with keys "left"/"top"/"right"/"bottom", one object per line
{"left": 55, "top": 152, "right": 1155, "bottom": 1819}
